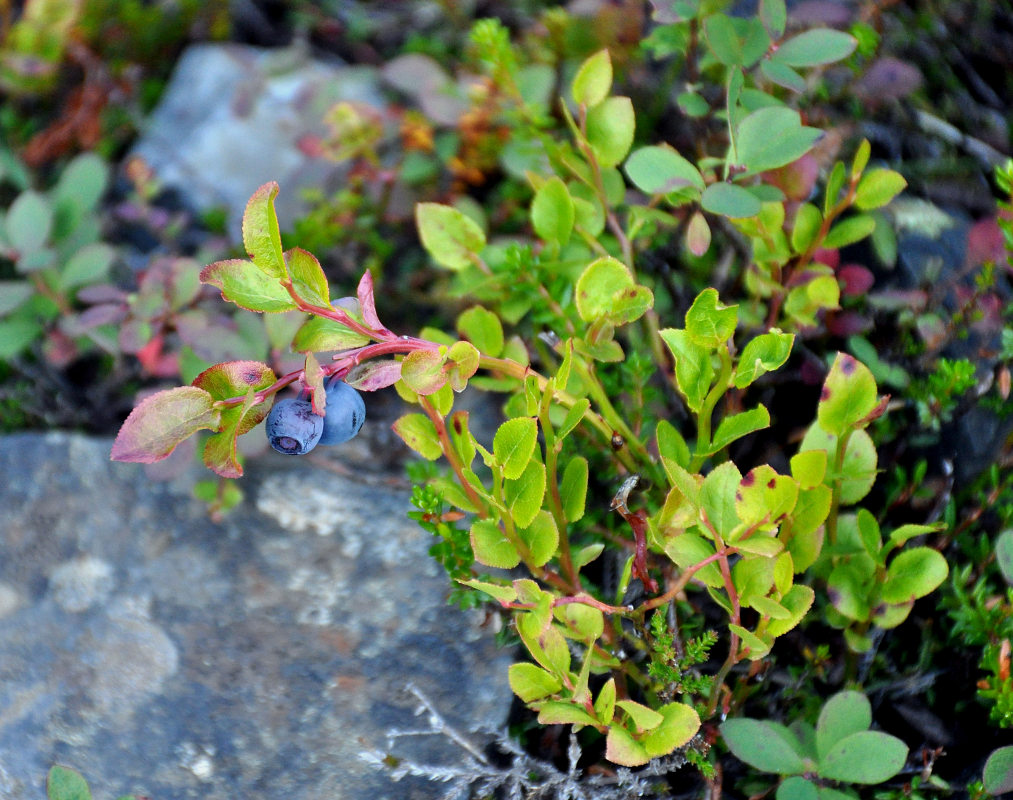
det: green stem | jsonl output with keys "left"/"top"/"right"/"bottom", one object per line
{"left": 826, "top": 427, "right": 854, "bottom": 546}
{"left": 539, "top": 389, "right": 578, "bottom": 589}
{"left": 690, "top": 346, "right": 733, "bottom": 472}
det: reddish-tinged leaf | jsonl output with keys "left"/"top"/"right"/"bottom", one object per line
{"left": 838, "top": 264, "right": 875, "bottom": 296}
{"left": 357, "top": 270, "right": 386, "bottom": 331}
{"left": 200, "top": 259, "right": 296, "bottom": 313}
{"left": 203, "top": 390, "right": 260, "bottom": 478}
{"left": 285, "top": 247, "right": 329, "bottom": 307}
{"left": 344, "top": 359, "right": 402, "bottom": 390}
{"left": 966, "top": 217, "right": 1005, "bottom": 268}
{"left": 74, "top": 302, "right": 127, "bottom": 329}
{"left": 304, "top": 352, "right": 326, "bottom": 414}
{"left": 401, "top": 348, "right": 448, "bottom": 395}
{"left": 856, "top": 57, "right": 923, "bottom": 104}
{"left": 811, "top": 247, "right": 840, "bottom": 269}
{"left": 192, "top": 360, "right": 277, "bottom": 402}
{"left": 686, "top": 211, "right": 711, "bottom": 256}
{"left": 242, "top": 182, "right": 286, "bottom": 279}
{"left": 111, "top": 386, "right": 218, "bottom": 463}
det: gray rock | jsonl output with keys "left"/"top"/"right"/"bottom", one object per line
{"left": 0, "top": 432, "right": 513, "bottom": 799}
{"left": 130, "top": 43, "right": 386, "bottom": 239}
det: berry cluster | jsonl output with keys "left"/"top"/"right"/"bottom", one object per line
{"left": 265, "top": 377, "right": 365, "bottom": 455}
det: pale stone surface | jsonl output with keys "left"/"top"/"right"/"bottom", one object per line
{"left": 0, "top": 432, "right": 512, "bottom": 799}
{"left": 130, "top": 43, "right": 385, "bottom": 239}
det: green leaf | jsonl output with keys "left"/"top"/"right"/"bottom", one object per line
{"left": 761, "top": 57, "right": 806, "bottom": 92}
{"left": 791, "top": 202, "right": 822, "bottom": 253}
{"left": 572, "top": 49, "right": 612, "bottom": 106}
{"left": 790, "top": 449, "right": 826, "bottom": 489}
{"left": 854, "top": 169, "right": 907, "bottom": 210}
{"left": 55, "top": 153, "right": 109, "bottom": 212}
{"left": 285, "top": 247, "right": 330, "bottom": 307}
{"left": 686, "top": 288, "right": 738, "bottom": 349}
{"left": 59, "top": 243, "right": 115, "bottom": 290}
{"left": 984, "top": 746, "right": 1013, "bottom": 795}
{"left": 392, "top": 413, "right": 443, "bottom": 460}
{"left": 457, "top": 578, "right": 517, "bottom": 603}
{"left": 656, "top": 420, "right": 690, "bottom": 470}
{"left": 701, "top": 461, "right": 743, "bottom": 538}
{"left": 0, "top": 281, "right": 33, "bottom": 316}
{"left": 823, "top": 214, "right": 877, "bottom": 249}
{"left": 701, "top": 182, "right": 762, "bottom": 218}
{"left": 445, "top": 340, "right": 480, "bottom": 391}
{"left": 625, "top": 145, "right": 705, "bottom": 194}
{"left": 0, "top": 314, "right": 42, "bottom": 358}
{"left": 242, "top": 182, "right": 286, "bottom": 279}
{"left": 777, "top": 776, "right": 819, "bottom": 800}
{"left": 766, "top": 584, "right": 815, "bottom": 636}
{"left": 606, "top": 726, "right": 650, "bottom": 766}
{"left": 575, "top": 256, "right": 653, "bottom": 325}
{"left": 416, "top": 203, "right": 486, "bottom": 270}
{"left": 291, "top": 315, "right": 371, "bottom": 353}
{"left": 509, "top": 662, "right": 562, "bottom": 703}
{"left": 736, "top": 107, "right": 822, "bottom": 174}
{"left": 721, "top": 719, "right": 808, "bottom": 774}
{"left": 505, "top": 459, "right": 546, "bottom": 528}
{"left": 200, "top": 259, "right": 296, "bottom": 313}
{"left": 776, "top": 28, "right": 857, "bottom": 67}
{"left": 616, "top": 699, "right": 664, "bottom": 731}
{"left": 640, "top": 701, "right": 700, "bottom": 757}
{"left": 531, "top": 176, "right": 575, "bottom": 246}
{"left": 538, "top": 701, "right": 600, "bottom": 727}
{"left": 471, "top": 518, "right": 521, "bottom": 568}
{"left": 800, "top": 423, "right": 877, "bottom": 504}
{"left": 7, "top": 190, "right": 52, "bottom": 255}
{"left": 457, "top": 305, "right": 503, "bottom": 357}
{"left": 110, "top": 386, "right": 218, "bottom": 463}
{"left": 494, "top": 417, "right": 539, "bottom": 480}
{"left": 595, "top": 678, "right": 616, "bottom": 725}
{"left": 730, "top": 622, "right": 772, "bottom": 660}
{"left": 818, "top": 353, "right": 879, "bottom": 436}
{"left": 816, "top": 691, "right": 871, "bottom": 762}
{"left": 735, "top": 331, "right": 794, "bottom": 388}
{"left": 784, "top": 274, "right": 840, "bottom": 326}
{"left": 996, "top": 530, "right": 1013, "bottom": 584}
{"left": 664, "top": 533, "right": 723, "bottom": 587}
{"left": 818, "top": 731, "right": 907, "bottom": 784}
{"left": 585, "top": 96, "right": 635, "bottom": 168}
{"left": 47, "top": 765, "right": 91, "bottom": 800}
{"left": 659, "top": 328, "right": 713, "bottom": 413}
{"left": 560, "top": 455, "right": 589, "bottom": 523}
{"left": 559, "top": 398, "right": 590, "bottom": 439}
{"left": 759, "top": 0, "right": 787, "bottom": 37}
{"left": 520, "top": 510, "right": 558, "bottom": 567}
{"left": 704, "top": 13, "right": 770, "bottom": 67}
{"left": 710, "top": 406, "right": 770, "bottom": 453}
{"left": 881, "top": 547, "right": 948, "bottom": 603}
{"left": 735, "top": 463, "right": 798, "bottom": 526}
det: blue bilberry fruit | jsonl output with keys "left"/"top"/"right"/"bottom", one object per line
{"left": 266, "top": 397, "right": 324, "bottom": 455}
{"left": 318, "top": 378, "right": 366, "bottom": 445}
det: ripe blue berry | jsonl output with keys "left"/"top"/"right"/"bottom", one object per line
{"left": 266, "top": 397, "right": 324, "bottom": 455}
{"left": 318, "top": 378, "right": 366, "bottom": 445}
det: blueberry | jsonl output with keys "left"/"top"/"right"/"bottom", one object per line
{"left": 318, "top": 378, "right": 366, "bottom": 445}
{"left": 266, "top": 397, "right": 324, "bottom": 455}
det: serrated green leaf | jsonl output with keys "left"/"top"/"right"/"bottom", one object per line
{"left": 509, "top": 662, "right": 562, "bottom": 703}
{"left": 735, "top": 331, "right": 794, "bottom": 388}
{"left": 471, "top": 518, "right": 521, "bottom": 568}
{"left": 242, "top": 182, "right": 286, "bottom": 279}
{"left": 416, "top": 203, "right": 486, "bottom": 270}
{"left": 616, "top": 699, "right": 664, "bottom": 732}
{"left": 656, "top": 420, "right": 691, "bottom": 470}
{"left": 457, "top": 305, "right": 503, "bottom": 356}
{"left": 575, "top": 256, "right": 653, "bottom": 325}
{"left": 292, "top": 315, "right": 371, "bottom": 353}
{"left": 200, "top": 259, "right": 296, "bottom": 313}
{"left": 711, "top": 406, "right": 770, "bottom": 454}
{"left": 401, "top": 348, "right": 449, "bottom": 395}
{"left": 520, "top": 510, "right": 558, "bottom": 567}
{"left": 735, "top": 463, "right": 797, "bottom": 526}
{"left": 560, "top": 455, "right": 588, "bottom": 523}
{"left": 766, "top": 584, "right": 814, "bottom": 636}
{"left": 818, "top": 352, "right": 879, "bottom": 436}
{"left": 392, "top": 413, "right": 443, "bottom": 460}
{"left": 285, "top": 247, "right": 329, "bottom": 307}
{"left": 701, "top": 461, "right": 743, "bottom": 537}
{"left": 800, "top": 422, "right": 877, "bottom": 505}
{"left": 585, "top": 96, "right": 635, "bottom": 168}
{"left": 538, "top": 701, "right": 600, "bottom": 727}
{"left": 506, "top": 459, "right": 546, "bottom": 528}
{"left": 605, "top": 726, "right": 650, "bottom": 766}
{"left": 559, "top": 398, "right": 590, "bottom": 440}
{"left": 659, "top": 328, "right": 713, "bottom": 413}
{"left": 458, "top": 578, "right": 517, "bottom": 603}
{"left": 594, "top": 677, "right": 616, "bottom": 724}
{"left": 494, "top": 417, "right": 539, "bottom": 480}
{"left": 685, "top": 288, "right": 738, "bottom": 349}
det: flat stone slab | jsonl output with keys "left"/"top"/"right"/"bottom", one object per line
{"left": 0, "top": 432, "right": 512, "bottom": 799}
